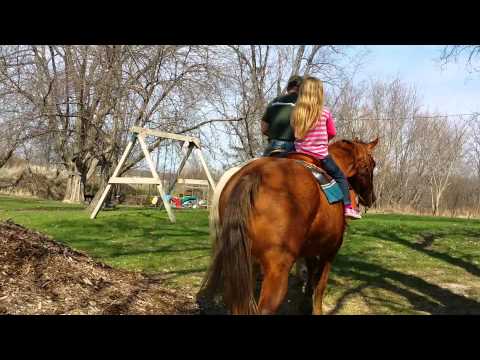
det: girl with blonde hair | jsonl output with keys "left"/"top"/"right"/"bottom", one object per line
{"left": 291, "top": 76, "right": 361, "bottom": 219}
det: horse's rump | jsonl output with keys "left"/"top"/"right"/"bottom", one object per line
{"left": 209, "top": 158, "right": 258, "bottom": 238}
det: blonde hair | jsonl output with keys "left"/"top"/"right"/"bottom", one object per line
{"left": 290, "top": 76, "right": 324, "bottom": 139}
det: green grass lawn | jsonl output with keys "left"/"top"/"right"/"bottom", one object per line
{"left": 1, "top": 194, "right": 479, "bottom": 314}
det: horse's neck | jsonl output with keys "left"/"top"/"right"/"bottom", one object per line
{"left": 329, "top": 145, "right": 355, "bottom": 177}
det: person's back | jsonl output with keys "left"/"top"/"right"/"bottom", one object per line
{"left": 294, "top": 107, "right": 335, "bottom": 159}
{"left": 261, "top": 75, "right": 302, "bottom": 156}
{"left": 264, "top": 92, "right": 297, "bottom": 142}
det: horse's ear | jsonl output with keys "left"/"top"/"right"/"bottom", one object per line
{"left": 367, "top": 137, "right": 379, "bottom": 151}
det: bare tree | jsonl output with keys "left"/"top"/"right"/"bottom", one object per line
{"left": 0, "top": 46, "right": 121, "bottom": 202}
{"left": 203, "top": 45, "right": 367, "bottom": 166}
{"left": 466, "top": 113, "right": 480, "bottom": 213}
{"left": 0, "top": 45, "right": 217, "bottom": 204}
{"left": 332, "top": 78, "right": 422, "bottom": 208}
{"left": 424, "top": 116, "right": 467, "bottom": 215}
{"left": 440, "top": 45, "right": 480, "bottom": 72}
{"left": 0, "top": 69, "right": 40, "bottom": 181}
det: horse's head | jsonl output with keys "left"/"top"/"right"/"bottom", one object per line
{"left": 330, "top": 137, "right": 379, "bottom": 208}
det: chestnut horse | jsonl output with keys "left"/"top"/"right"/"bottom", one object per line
{"left": 198, "top": 138, "right": 379, "bottom": 314}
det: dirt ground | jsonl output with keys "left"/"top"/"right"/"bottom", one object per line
{"left": 0, "top": 220, "right": 199, "bottom": 315}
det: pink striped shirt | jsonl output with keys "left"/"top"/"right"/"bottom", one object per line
{"left": 294, "top": 108, "right": 336, "bottom": 160}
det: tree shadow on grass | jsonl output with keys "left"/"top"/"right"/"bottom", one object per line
{"left": 325, "top": 255, "right": 480, "bottom": 314}
{"left": 12, "top": 206, "right": 84, "bottom": 212}
{"left": 196, "top": 252, "right": 480, "bottom": 315}
{"left": 33, "top": 217, "right": 212, "bottom": 272}
{"left": 137, "top": 226, "right": 210, "bottom": 240}
{"left": 156, "top": 267, "right": 208, "bottom": 279}
{"left": 360, "top": 228, "right": 480, "bottom": 278}
{"left": 107, "top": 245, "right": 212, "bottom": 258}
{"left": 245, "top": 252, "right": 480, "bottom": 315}
{"left": 264, "top": 255, "right": 480, "bottom": 315}
{"left": 55, "top": 216, "right": 209, "bottom": 242}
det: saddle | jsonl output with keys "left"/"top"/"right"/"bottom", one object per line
{"left": 286, "top": 152, "right": 335, "bottom": 184}
{"left": 266, "top": 151, "right": 358, "bottom": 207}
{"left": 266, "top": 149, "right": 330, "bottom": 180}
{"left": 286, "top": 152, "right": 328, "bottom": 176}
{"left": 284, "top": 152, "right": 359, "bottom": 208}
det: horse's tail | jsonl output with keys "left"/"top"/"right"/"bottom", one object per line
{"left": 198, "top": 170, "right": 261, "bottom": 315}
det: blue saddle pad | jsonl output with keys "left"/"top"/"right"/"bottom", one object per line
{"left": 320, "top": 180, "right": 344, "bottom": 204}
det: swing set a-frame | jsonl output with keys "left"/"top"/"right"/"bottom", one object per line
{"left": 90, "top": 126, "right": 216, "bottom": 223}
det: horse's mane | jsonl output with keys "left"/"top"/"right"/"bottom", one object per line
{"left": 334, "top": 138, "right": 369, "bottom": 146}
{"left": 329, "top": 139, "right": 373, "bottom": 172}
{"left": 330, "top": 139, "right": 355, "bottom": 152}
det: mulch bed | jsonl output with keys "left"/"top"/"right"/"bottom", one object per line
{"left": 0, "top": 220, "right": 199, "bottom": 315}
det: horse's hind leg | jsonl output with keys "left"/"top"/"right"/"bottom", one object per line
{"left": 294, "top": 258, "right": 307, "bottom": 281}
{"left": 312, "top": 260, "right": 332, "bottom": 315}
{"left": 252, "top": 261, "right": 262, "bottom": 298}
{"left": 257, "top": 251, "right": 295, "bottom": 315}
{"left": 299, "top": 256, "right": 320, "bottom": 314}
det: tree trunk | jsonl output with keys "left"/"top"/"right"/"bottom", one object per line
{"left": 431, "top": 186, "right": 435, "bottom": 216}
{"left": 63, "top": 172, "right": 85, "bottom": 203}
{"left": 292, "top": 46, "right": 305, "bottom": 76}
{"left": 63, "top": 160, "right": 86, "bottom": 203}
{"left": 434, "top": 191, "right": 444, "bottom": 217}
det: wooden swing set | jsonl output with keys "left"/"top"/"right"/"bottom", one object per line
{"left": 90, "top": 126, "right": 216, "bottom": 223}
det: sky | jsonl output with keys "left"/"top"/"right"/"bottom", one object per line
{"left": 354, "top": 45, "right": 480, "bottom": 115}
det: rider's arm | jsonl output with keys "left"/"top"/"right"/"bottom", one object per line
{"left": 326, "top": 112, "right": 337, "bottom": 140}
{"left": 261, "top": 119, "right": 269, "bottom": 136}
{"left": 261, "top": 107, "right": 270, "bottom": 136}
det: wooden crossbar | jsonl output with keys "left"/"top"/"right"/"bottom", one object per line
{"left": 131, "top": 126, "right": 199, "bottom": 145}
{"left": 109, "top": 177, "right": 162, "bottom": 185}
{"left": 177, "top": 178, "right": 210, "bottom": 186}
